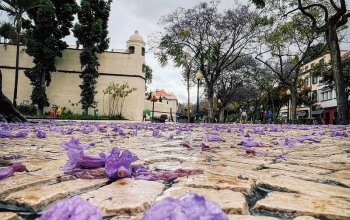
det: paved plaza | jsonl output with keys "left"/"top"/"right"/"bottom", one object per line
{"left": 0, "top": 121, "right": 349, "bottom": 220}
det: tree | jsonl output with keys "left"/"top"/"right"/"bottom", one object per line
{"left": 312, "top": 56, "right": 350, "bottom": 100}
{"left": 103, "top": 82, "right": 136, "bottom": 117}
{"left": 155, "top": 1, "right": 259, "bottom": 122}
{"left": 252, "top": 0, "right": 350, "bottom": 124}
{"left": 0, "top": 22, "right": 16, "bottom": 44}
{"left": 73, "top": 0, "right": 112, "bottom": 114}
{"left": 255, "top": 13, "right": 317, "bottom": 120}
{"left": 0, "top": 0, "right": 42, "bottom": 107}
{"left": 24, "top": 0, "right": 78, "bottom": 116}
{"left": 215, "top": 56, "right": 255, "bottom": 122}
{"left": 142, "top": 64, "right": 153, "bottom": 91}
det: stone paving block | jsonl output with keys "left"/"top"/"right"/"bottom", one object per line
{"left": 80, "top": 179, "right": 164, "bottom": 217}
{"left": 257, "top": 175, "right": 350, "bottom": 198}
{"left": 228, "top": 215, "right": 278, "bottom": 220}
{"left": 176, "top": 173, "right": 255, "bottom": 195}
{"left": 0, "top": 212, "right": 21, "bottom": 220}
{"left": 253, "top": 192, "right": 350, "bottom": 220}
{"left": 3, "top": 179, "right": 107, "bottom": 212}
{"left": 159, "top": 186, "right": 249, "bottom": 214}
{"left": 294, "top": 216, "right": 320, "bottom": 220}
{"left": 0, "top": 170, "right": 61, "bottom": 198}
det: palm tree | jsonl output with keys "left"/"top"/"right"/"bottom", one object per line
{"left": 0, "top": 0, "right": 41, "bottom": 107}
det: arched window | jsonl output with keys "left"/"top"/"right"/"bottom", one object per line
{"left": 128, "top": 46, "right": 135, "bottom": 54}
{"left": 142, "top": 47, "right": 145, "bottom": 56}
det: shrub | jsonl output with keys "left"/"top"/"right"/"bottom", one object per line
{"left": 17, "top": 104, "right": 37, "bottom": 116}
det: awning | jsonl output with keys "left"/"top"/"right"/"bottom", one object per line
{"left": 311, "top": 110, "right": 324, "bottom": 115}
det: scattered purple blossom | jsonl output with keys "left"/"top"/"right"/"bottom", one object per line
{"left": 39, "top": 196, "right": 103, "bottom": 220}
{"left": 141, "top": 193, "right": 228, "bottom": 220}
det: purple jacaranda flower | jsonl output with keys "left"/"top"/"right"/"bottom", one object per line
{"left": 117, "top": 128, "right": 126, "bottom": 136}
{"left": 39, "top": 196, "right": 103, "bottom": 220}
{"left": 0, "top": 163, "right": 26, "bottom": 180}
{"left": 14, "top": 131, "right": 28, "bottom": 138}
{"left": 80, "top": 126, "right": 95, "bottom": 134}
{"left": 168, "top": 133, "right": 174, "bottom": 141}
{"left": 206, "top": 134, "right": 224, "bottom": 142}
{"left": 36, "top": 130, "right": 46, "bottom": 138}
{"left": 61, "top": 128, "right": 74, "bottom": 135}
{"left": 244, "top": 132, "right": 250, "bottom": 137}
{"left": 276, "top": 153, "right": 287, "bottom": 161}
{"left": 60, "top": 138, "right": 103, "bottom": 172}
{"left": 331, "top": 131, "right": 348, "bottom": 137}
{"left": 141, "top": 193, "right": 228, "bottom": 220}
{"left": 269, "top": 126, "right": 280, "bottom": 132}
{"left": 296, "top": 135, "right": 320, "bottom": 143}
{"left": 238, "top": 138, "right": 262, "bottom": 148}
{"left": 281, "top": 138, "right": 296, "bottom": 147}
{"left": 105, "top": 147, "right": 139, "bottom": 180}
{"left": 152, "top": 129, "right": 161, "bottom": 137}
{"left": 252, "top": 127, "right": 265, "bottom": 134}
{"left": 238, "top": 124, "right": 244, "bottom": 133}
{"left": 311, "top": 131, "right": 325, "bottom": 136}
{"left": 0, "top": 130, "right": 12, "bottom": 138}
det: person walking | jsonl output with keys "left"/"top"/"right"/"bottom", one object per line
{"left": 50, "top": 107, "right": 56, "bottom": 119}
{"left": 56, "top": 106, "right": 62, "bottom": 118}
{"left": 142, "top": 109, "right": 147, "bottom": 122}
{"left": 241, "top": 110, "right": 247, "bottom": 124}
{"left": 268, "top": 110, "right": 273, "bottom": 123}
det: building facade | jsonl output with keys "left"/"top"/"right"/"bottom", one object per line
{"left": 0, "top": 31, "right": 146, "bottom": 121}
{"left": 144, "top": 89, "right": 178, "bottom": 120}
{"left": 280, "top": 50, "right": 349, "bottom": 124}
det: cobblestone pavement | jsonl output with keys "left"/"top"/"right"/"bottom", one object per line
{"left": 0, "top": 121, "right": 349, "bottom": 220}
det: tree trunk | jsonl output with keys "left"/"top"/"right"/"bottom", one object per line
{"left": 290, "top": 86, "right": 298, "bottom": 120}
{"left": 207, "top": 87, "right": 214, "bottom": 123}
{"left": 326, "top": 26, "right": 348, "bottom": 124}
{"left": 218, "top": 107, "right": 225, "bottom": 123}
{"left": 187, "top": 69, "right": 190, "bottom": 123}
{"left": 37, "top": 72, "right": 46, "bottom": 116}
{"left": 0, "top": 70, "right": 27, "bottom": 122}
{"left": 13, "top": 21, "right": 20, "bottom": 107}
{"left": 83, "top": 107, "right": 88, "bottom": 115}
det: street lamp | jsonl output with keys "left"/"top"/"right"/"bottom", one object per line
{"left": 286, "top": 89, "right": 291, "bottom": 122}
{"left": 195, "top": 70, "right": 203, "bottom": 121}
{"left": 150, "top": 95, "right": 158, "bottom": 122}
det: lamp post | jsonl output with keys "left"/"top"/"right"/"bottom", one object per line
{"left": 195, "top": 70, "right": 203, "bottom": 121}
{"left": 150, "top": 95, "right": 158, "bottom": 122}
{"left": 286, "top": 89, "right": 291, "bottom": 122}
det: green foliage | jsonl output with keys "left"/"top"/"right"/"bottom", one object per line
{"left": 0, "top": 22, "right": 16, "bottom": 43}
{"left": 311, "top": 57, "right": 350, "bottom": 97}
{"left": 73, "top": 0, "right": 112, "bottom": 113}
{"left": 16, "top": 103, "right": 37, "bottom": 116}
{"left": 142, "top": 64, "right": 153, "bottom": 84}
{"left": 103, "top": 82, "right": 137, "bottom": 117}
{"left": 303, "top": 43, "right": 328, "bottom": 64}
{"left": 24, "top": 0, "right": 78, "bottom": 114}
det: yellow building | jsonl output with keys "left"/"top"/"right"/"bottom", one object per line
{"left": 0, "top": 31, "right": 146, "bottom": 120}
{"left": 280, "top": 50, "right": 349, "bottom": 124}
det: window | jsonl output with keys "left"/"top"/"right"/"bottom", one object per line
{"left": 304, "top": 77, "right": 309, "bottom": 86}
{"left": 167, "top": 101, "right": 169, "bottom": 104}
{"left": 328, "top": 91, "right": 332, "bottom": 99}
{"left": 311, "top": 63, "right": 315, "bottom": 68}
{"left": 312, "top": 76, "right": 317, "bottom": 84}
{"left": 319, "top": 58, "right": 325, "bottom": 64}
{"left": 128, "top": 46, "right": 135, "bottom": 54}
{"left": 304, "top": 65, "right": 309, "bottom": 71}
{"left": 312, "top": 90, "right": 317, "bottom": 101}
{"left": 142, "top": 47, "right": 145, "bottom": 56}
{"left": 321, "top": 90, "right": 334, "bottom": 101}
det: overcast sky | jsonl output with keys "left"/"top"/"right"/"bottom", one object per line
{"left": 102, "top": 0, "right": 238, "bottom": 104}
